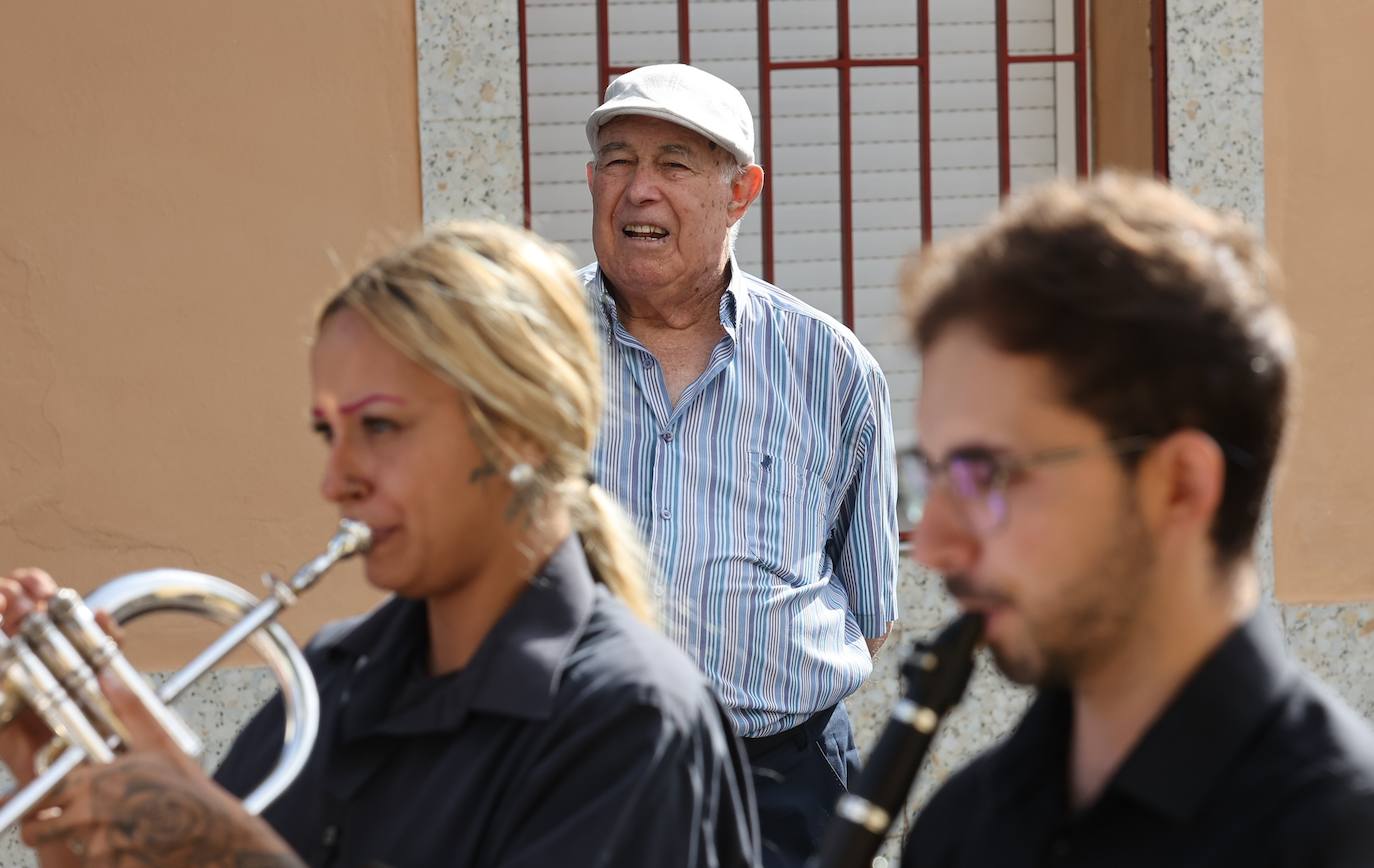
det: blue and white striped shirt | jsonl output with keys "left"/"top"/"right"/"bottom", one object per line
{"left": 584, "top": 260, "right": 900, "bottom": 737}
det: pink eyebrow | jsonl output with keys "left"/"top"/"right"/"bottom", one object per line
{"left": 311, "top": 393, "right": 406, "bottom": 419}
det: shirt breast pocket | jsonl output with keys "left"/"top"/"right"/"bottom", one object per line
{"left": 744, "top": 450, "right": 826, "bottom": 586}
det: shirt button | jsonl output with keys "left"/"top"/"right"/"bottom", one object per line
{"left": 322, "top": 825, "right": 340, "bottom": 847}
{"left": 659, "top": 508, "right": 671, "bottom": 520}
{"left": 642, "top": 356, "right": 654, "bottom": 368}
{"left": 660, "top": 432, "right": 673, "bottom": 443}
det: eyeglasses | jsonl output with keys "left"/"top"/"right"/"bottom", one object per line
{"left": 897, "top": 435, "right": 1154, "bottom": 535}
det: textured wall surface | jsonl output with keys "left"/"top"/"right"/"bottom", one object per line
{"left": 13, "top": 2, "right": 1374, "bottom": 865}
{"left": 1164, "top": 0, "right": 1374, "bottom": 725}
{"left": 416, "top": 0, "right": 525, "bottom": 224}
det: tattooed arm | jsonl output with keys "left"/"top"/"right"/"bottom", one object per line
{"left": 0, "top": 570, "right": 305, "bottom": 867}
{"left": 26, "top": 753, "right": 303, "bottom": 868}
{"left": 21, "top": 675, "right": 305, "bottom": 868}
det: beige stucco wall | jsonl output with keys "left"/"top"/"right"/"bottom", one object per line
{"left": 1267, "top": 2, "right": 1374, "bottom": 603}
{"left": 0, "top": 1, "right": 421, "bottom": 668}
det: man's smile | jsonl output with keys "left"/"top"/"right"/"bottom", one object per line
{"left": 623, "top": 223, "right": 670, "bottom": 240}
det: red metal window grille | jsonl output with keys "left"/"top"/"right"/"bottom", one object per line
{"left": 519, "top": 1, "right": 1166, "bottom": 451}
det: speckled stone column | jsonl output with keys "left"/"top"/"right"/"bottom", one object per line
{"left": 416, "top": 0, "right": 524, "bottom": 224}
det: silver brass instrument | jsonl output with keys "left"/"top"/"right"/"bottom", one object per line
{"left": 0, "top": 519, "right": 371, "bottom": 829}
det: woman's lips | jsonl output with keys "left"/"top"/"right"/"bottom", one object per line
{"left": 361, "top": 525, "right": 398, "bottom": 551}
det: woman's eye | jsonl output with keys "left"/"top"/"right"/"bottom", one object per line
{"left": 311, "top": 421, "right": 333, "bottom": 444}
{"left": 362, "top": 416, "right": 398, "bottom": 436}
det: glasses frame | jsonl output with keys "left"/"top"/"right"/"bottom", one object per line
{"left": 898, "top": 435, "right": 1156, "bottom": 535}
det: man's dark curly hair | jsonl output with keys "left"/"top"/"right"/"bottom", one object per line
{"left": 904, "top": 174, "right": 1295, "bottom": 564}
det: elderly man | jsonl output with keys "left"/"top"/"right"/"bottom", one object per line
{"left": 900, "top": 175, "right": 1374, "bottom": 866}
{"left": 582, "top": 64, "right": 899, "bottom": 867}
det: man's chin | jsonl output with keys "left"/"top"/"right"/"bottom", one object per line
{"left": 987, "top": 639, "right": 1064, "bottom": 688}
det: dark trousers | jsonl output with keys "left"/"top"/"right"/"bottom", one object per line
{"left": 743, "top": 703, "right": 861, "bottom": 868}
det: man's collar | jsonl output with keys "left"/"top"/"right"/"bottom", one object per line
{"left": 986, "top": 613, "right": 1294, "bottom": 823}
{"left": 1109, "top": 612, "right": 1294, "bottom": 821}
{"left": 323, "top": 535, "right": 597, "bottom": 739}
{"left": 594, "top": 254, "right": 747, "bottom": 337}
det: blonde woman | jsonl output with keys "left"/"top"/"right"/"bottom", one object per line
{"left": 1, "top": 221, "right": 759, "bottom": 867}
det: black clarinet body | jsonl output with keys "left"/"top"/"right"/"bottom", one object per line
{"left": 812, "top": 613, "right": 984, "bottom": 868}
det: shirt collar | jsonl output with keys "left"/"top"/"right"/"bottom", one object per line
{"left": 1109, "top": 612, "right": 1295, "bottom": 821}
{"left": 594, "top": 254, "right": 747, "bottom": 339}
{"left": 323, "top": 534, "right": 597, "bottom": 738}
{"left": 987, "top": 613, "right": 1295, "bottom": 823}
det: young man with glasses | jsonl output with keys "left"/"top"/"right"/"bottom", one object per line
{"left": 899, "top": 175, "right": 1374, "bottom": 866}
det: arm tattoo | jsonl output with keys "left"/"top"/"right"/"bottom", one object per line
{"left": 84, "top": 758, "right": 304, "bottom": 868}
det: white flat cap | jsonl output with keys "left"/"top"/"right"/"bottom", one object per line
{"left": 586, "top": 64, "right": 756, "bottom": 166}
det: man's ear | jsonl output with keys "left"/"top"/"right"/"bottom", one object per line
{"left": 727, "top": 165, "right": 766, "bottom": 221}
{"left": 1137, "top": 429, "right": 1226, "bottom": 545}
{"left": 586, "top": 160, "right": 595, "bottom": 190}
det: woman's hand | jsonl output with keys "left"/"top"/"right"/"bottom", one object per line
{"left": 0, "top": 568, "right": 66, "bottom": 783}
{"left": 20, "top": 669, "right": 304, "bottom": 867}
{"left": 0, "top": 569, "right": 125, "bottom": 784}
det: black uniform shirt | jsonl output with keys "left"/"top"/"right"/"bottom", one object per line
{"left": 216, "top": 537, "right": 759, "bottom": 868}
{"left": 904, "top": 614, "right": 1374, "bottom": 868}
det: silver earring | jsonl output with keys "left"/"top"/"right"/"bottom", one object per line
{"left": 508, "top": 463, "right": 534, "bottom": 486}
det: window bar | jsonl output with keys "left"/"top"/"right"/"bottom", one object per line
{"left": 837, "top": 0, "right": 855, "bottom": 328}
{"left": 918, "top": 0, "right": 932, "bottom": 243}
{"left": 518, "top": 0, "right": 532, "bottom": 228}
{"left": 996, "top": 0, "right": 1012, "bottom": 197}
{"left": 679, "top": 0, "right": 691, "bottom": 64}
{"left": 1151, "top": 0, "right": 1170, "bottom": 178}
{"left": 757, "top": 0, "right": 776, "bottom": 285}
{"left": 1074, "top": 0, "right": 1089, "bottom": 176}
{"left": 997, "top": 0, "right": 1089, "bottom": 196}
{"left": 597, "top": 1, "right": 610, "bottom": 91}
{"left": 759, "top": 5, "right": 927, "bottom": 327}
{"left": 597, "top": 2, "right": 689, "bottom": 91}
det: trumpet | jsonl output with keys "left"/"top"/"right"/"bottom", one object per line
{"left": 0, "top": 519, "right": 371, "bottom": 829}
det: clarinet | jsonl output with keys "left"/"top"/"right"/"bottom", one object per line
{"left": 813, "top": 613, "right": 984, "bottom": 868}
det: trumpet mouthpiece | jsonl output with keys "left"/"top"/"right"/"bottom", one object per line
{"left": 335, "top": 519, "right": 373, "bottom": 555}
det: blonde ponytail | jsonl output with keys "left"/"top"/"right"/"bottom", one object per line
{"left": 576, "top": 483, "right": 656, "bottom": 624}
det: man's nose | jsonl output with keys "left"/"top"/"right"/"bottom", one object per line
{"left": 910, "top": 487, "right": 981, "bottom": 576}
{"left": 625, "top": 164, "right": 662, "bottom": 204}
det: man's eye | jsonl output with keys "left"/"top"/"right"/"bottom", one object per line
{"left": 311, "top": 421, "right": 333, "bottom": 445}
{"left": 947, "top": 452, "right": 1003, "bottom": 490}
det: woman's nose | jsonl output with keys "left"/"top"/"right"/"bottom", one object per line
{"left": 320, "top": 440, "right": 368, "bottom": 504}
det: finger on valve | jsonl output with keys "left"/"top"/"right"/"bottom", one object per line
{"left": 0, "top": 568, "right": 60, "bottom": 637}
{"left": 95, "top": 668, "right": 186, "bottom": 762}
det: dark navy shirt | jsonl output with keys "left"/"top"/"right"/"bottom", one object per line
{"left": 216, "top": 537, "right": 760, "bottom": 868}
{"left": 904, "top": 614, "right": 1374, "bottom": 868}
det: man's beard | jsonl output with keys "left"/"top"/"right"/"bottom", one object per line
{"left": 997, "top": 504, "right": 1155, "bottom": 689}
